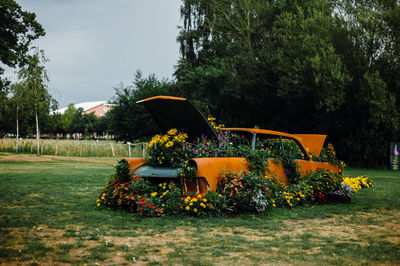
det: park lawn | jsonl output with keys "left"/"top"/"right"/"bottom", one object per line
{"left": 0, "top": 152, "right": 399, "bottom": 265}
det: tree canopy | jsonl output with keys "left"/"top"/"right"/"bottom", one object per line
{"left": 108, "top": 71, "right": 175, "bottom": 142}
{"left": 0, "top": 0, "right": 45, "bottom": 137}
{"left": 173, "top": 0, "right": 400, "bottom": 167}
{"left": 0, "top": 0, "right": 45, "bottom": 86}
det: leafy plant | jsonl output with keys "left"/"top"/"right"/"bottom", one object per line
{"left": 245, "top": 149, "right": 270, "bottom": 176}
{"left": 217, "top": 170, "right": 273, "bottom": 213}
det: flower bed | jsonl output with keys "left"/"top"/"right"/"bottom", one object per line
{"left": 97, "top": 122, "right": 373, "bottom": 217}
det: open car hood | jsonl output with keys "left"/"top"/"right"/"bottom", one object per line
{"left": 137, "top": 96, "right": 218, "bottom": 140}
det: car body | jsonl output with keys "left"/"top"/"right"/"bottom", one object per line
{"left": 126, "top": 96, "right": 340, "bottom": 196}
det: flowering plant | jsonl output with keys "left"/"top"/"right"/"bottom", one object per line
{"left": 146, "top": 129, "right": 190, "bottom": 168}
{"left": 181, "top": 194, "right": 210, "bottom": 217}
{"left": 301, "top": 169, "right": 343, "bottom": 203}
{"left": 342, "top": 176, "right": 373, "bottom": 192}
{"left": 393, "top": 144, "right": 399, "bottom": 170}
{"left": 97, "top": 160, "right": 183, "bottom": 216}
{"left": 217, "top": 170, "right": 274, "bottom": 213}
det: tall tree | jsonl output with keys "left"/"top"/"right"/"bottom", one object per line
{"left": 0, "top": 0, "right": 44, "bottom": 137}
{"left": 9, "top": 82, "right": 25, "bottom": 152}
{"left": 62, "top": 103, "right": 77, "bottom": 134}
{"left": 175, "top": 0, "right": 400, "bottom": 167}
{"left": 109, "top": 71, "right": 175, "bottom": 141}
{"left": 17, "top": 48, "right": 57, "bottom": 155}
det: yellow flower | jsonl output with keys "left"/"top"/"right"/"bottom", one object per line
{"left": 167, "top": 128, "right": 178, "bottom": 135}
{"left": 197, "top": 195, "right": 202, "bottom": 198}
{"left": 151, "top": 192, "right": 158, "bottom": 197}
{"left": 272, "top": 204, "right": 276, "bottom": 208}
{"left": 159, "top": 183, "right": 163, "bottom": 187}
{"left": 96, "top": 199, "right": 100, "bottom": 203}
{"left": 189, "top": 203, "right": 193, "bottom": 206}
{"left": 203, "top": 199, "right": 207, "bottom": 202}
{"left": 191, "top": 198, "right": 197, "bottom": 202}
{"left": 165, "top": 141, "right": 174, "bottom": 148}
{"left": 185, "top": 206, "right": 190, "bottom": 211}
{"left": 193, "top": 208, "right": 198, "bottom": 213}
{"left": 97, "top": 203, "right": 100, "bottom": 207}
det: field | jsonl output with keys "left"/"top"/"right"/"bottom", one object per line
{"left": 0, "top": 152, "right": 399, "bottom": 265}
{"left": 0, "top": 138, "right": 147, "bottom": 158}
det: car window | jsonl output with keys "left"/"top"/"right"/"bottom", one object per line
{"left": 256, "top": 135, "right": 305, "bottom": 159}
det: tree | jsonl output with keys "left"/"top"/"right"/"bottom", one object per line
{"left": 9, "top": 82, "right": 24, "bottom": 152}
{"left": 0, "top": 0, "right": 45, "bottom": 85}
{"left": 16, "top": 48, "right": 57, "bottom": 155}
{"left": 109, "top": 71, "right": 175, "bottom": 142}
{"left": 61, "top": 104, "right": 77, "bottom": 134}
{"left": 0, "top": 0, "right": 45, "bottom": 137}
{"left": 175, "top": 0, "right": 400, "bottom": 167}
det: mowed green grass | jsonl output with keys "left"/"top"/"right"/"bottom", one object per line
{"left": 0, "top": 152, "right": 399, "bottom": 265}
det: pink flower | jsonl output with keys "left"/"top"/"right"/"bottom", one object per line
{"left": 395, "top": 144, "right": 399, "bottom": 156}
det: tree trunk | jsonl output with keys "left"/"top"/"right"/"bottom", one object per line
{"left": 35, "top": 106, "right": 40, "bottom": 155}
{"left": 16, "top": 105, "right": 19, "bottom": 153}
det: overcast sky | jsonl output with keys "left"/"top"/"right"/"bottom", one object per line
{"left": 13, "top": 0, "right": 182, "bottom": 108}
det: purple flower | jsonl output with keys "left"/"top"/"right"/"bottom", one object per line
{"left": 193, "top": 150, "right": 199, "bottom": 154}
{"left": 395, "top": 144, "right": 399, "bottom": 156}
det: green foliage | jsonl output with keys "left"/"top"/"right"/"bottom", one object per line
{"left": 0, "top": 0, "right": 45, "bottom": 88}
{"left": 175, "top": 0, "right": 400, "bottom": 168}
{"left": 302, "top": 169, "right": 343, "bottom": 202}
{"left": 98, "top": 160, "right": 183, "bottom": 216}
{"left": 204, "top": 191, "right": 233, "bottom": 217}
{"left": 108, "top": 71, "right": 175, "bottom": 142}
{"left": 245, "top": 149, "right": 270, "bottom": 176}
{"left": 217, "top": 170, "right": 273, "bottom": 213}
{"left": 146, "top": 129, "right": 190, "bottom": 168}
{"left": 113, "top": 159, "right": 130, "bottom": 183}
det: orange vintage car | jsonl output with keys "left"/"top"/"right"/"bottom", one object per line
{"left": 126, "top": 96, "right": 340, "bottom": 196}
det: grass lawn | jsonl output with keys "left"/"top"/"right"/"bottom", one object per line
{"left": 0, "top": 152, "right": 399, "bottom": 265}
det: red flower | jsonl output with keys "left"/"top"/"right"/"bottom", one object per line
{"left": 132, "top": 179, "right": 138, "bottom": 182}
{"left": 139, "top": 201, "right": 144, "bottom": 206}
{"left": 262, "top": 186, "right": 266, "bottom": 189}
{"left": 241, "top": 135, "right": 245, "bottom": 138}
{"left": 150, "top": 205, "right": 155, "bottom": 209}
{"left": 139, "top": 207, "right": 144, "bottom": 211}
{"left": 267, "top": 190, "right": 271, "bottom": 195}
{"left": 146, "top": 203, "right": 150, "bottom": 207}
